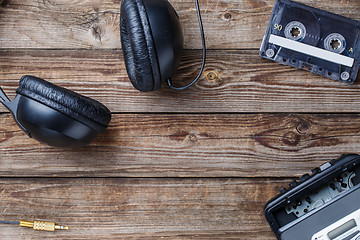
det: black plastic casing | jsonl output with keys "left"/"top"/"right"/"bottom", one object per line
{"left": 143, "top": 0, "right": 183, "bottom": 84}
{"left": 0, "top": 91, "right": 107, "bottom": 148}
{"left": 259, "top": 0, "right": 360, "bottom": 84}
{"left": 265, "top": 154, "right": 360, "bottom": 239}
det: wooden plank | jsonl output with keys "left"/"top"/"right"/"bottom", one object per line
{"left": 0, "top": 177, "right": 285, "bottom": 239}
{"left": 1, "top": 113, "right": 359, "bottom": 177}
{"left": 0, "top": 0, "right": 359, "bottom": 49}
{"left": 1, "top": 49, "right": 360, "bottom": 113}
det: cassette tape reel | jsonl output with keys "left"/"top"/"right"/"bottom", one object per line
{"left": 260, "top": 0, "right": 360, "bottom": 83}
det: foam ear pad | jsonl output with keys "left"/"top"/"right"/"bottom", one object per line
{"left": 15, "top": 75, "right": 111, "bottom": 126}
{"left": 120, "top": 0, "right": 161, "bottom": 92}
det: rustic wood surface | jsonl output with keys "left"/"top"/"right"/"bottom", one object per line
{"left": 0, "top": 178, "right": 286, "bottom": 240}
{"left": 0, "top": 0, "right": 360, "bottom": 239}
{"left": 1, "top": 49, "right": 360, "bottom": 113}
{"left": 0, "top": 113, "right": 359, "bottom": 177}
{"left": 0, "top": 0, "right": 359, "bottom": 49}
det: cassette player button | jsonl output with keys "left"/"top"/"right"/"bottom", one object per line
{"left": 311, "top": 167, "right": 321, "bottom": 175}
{"left": 280, "top": 187, "right": 287, "bottom": 194}
{"left": 319, "top": 162, "right": 332, "bottom": 172}
{"left": 289, "top": 180, "right": 298, "bottom": 188}
{"left": 299, "top": 173, "right": 310, "bottom": 182}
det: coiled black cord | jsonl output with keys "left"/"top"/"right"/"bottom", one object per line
{"left": 167, "top": 0, "right": 206, "bottom": 90}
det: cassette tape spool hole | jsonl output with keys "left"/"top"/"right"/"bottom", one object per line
{"left": 285, "top": 21, "right": 307, "bottom": 41}
{"left": 331, "top": 39, "right": 341, "bottom": 50}
{"left": 291, "top": 28, "right": 301, "bottom": 38}
{"left": 324, "top": 33, "right": 346, "bottom": 53}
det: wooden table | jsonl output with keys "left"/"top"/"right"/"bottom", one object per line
{"left": 0, "top": 0, "right": 360, "bottom": 239}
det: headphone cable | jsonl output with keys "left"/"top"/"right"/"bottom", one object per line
{"left": 0, "top": 220, "right": 20, "bottom": 225}
{"left": 167, "top": 0, "right": 206, "bottom": 90}
{"left": 0, "top": 219, "right": 69, "bottom": 231}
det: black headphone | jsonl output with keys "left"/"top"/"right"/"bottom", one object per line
{"left": 0, "top": 0, "right": 205, "bottom": 148}
{"left": 120, "top": 0, "right": 206, "bottom": 92}
{"left": 0, "top": 76, "right": 111, "bottom": 148}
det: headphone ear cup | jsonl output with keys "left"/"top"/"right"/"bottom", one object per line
{"left": 120, "top": 0, "right": 161, "bottom": 92}
{"left": 15, "top": 75, "right": 111, "bottom": 127}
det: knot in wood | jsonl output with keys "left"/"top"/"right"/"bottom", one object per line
{"left": 296, "top": 123, "right": 309, "bottom": 135}
{"left": 189, "top": 134, "right": 197, "bottom": 142}
{"left": 207, "top": 72, "right": 218, "bottom": 81}
{"left": 224, "top": 12, "right": 232, "bottom": 19}
{"left": 91, "top": 25, "right": 104, "bottom": 42}
{"left": 282, "top": 132, "right": 300, "bottom": 146}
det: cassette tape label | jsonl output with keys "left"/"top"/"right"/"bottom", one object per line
{"left": 260, "top": 0, "right": 360, "bottom": 83}
{"left": 269, "top": 35, "right": 355, "bottom": 67}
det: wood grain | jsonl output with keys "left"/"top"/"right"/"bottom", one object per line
{"left": 1, "top": 0, "right": 360, "bottom": 239}
{"left": 1, "top": 49, "right": 360, "bottom": 113}
{"left": 0, "top": 0, "right": 359, "bottom": 49}
{"left": 0, "top": 177, "right": 285, "bottom": 240}
{"left": 0, "top": 113, "right": 359, "bottom": 177}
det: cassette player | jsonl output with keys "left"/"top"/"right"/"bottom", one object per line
{"left": 260, "top": 0, "right": 360, "bottom": 83}
{"left": 265, "top": 154, "right": 360, "bottom": 240}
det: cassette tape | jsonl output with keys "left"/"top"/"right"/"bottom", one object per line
{"left": 260, "top": 0, "right": 360, "bottom": 83}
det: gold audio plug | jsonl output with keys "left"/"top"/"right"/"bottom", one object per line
{"left": 20, "top": 220, "right": 69, "bottom": 231}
